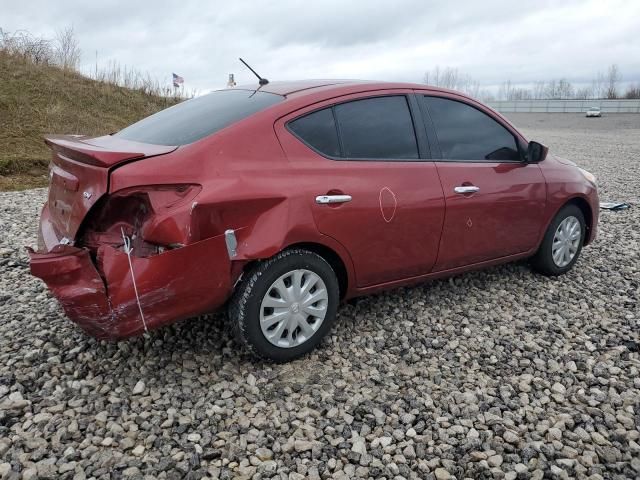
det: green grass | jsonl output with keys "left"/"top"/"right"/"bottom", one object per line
{"left": 0, "top": 51, "right": 180, "bottom": 190}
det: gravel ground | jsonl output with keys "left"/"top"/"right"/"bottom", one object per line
{"left": 1, "top": 113, "right": 639, "bottom": 480}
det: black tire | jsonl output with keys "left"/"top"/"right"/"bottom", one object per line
{"left": 531, "top": 204, "right": 586, "bottom": 276}
{"left": 228, "top": 249, "right": 339, "bottom": 362}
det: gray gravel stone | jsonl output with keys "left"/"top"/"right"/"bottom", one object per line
{"left": 434, "top": 467, "right": 451, "bottom": 480}
{"left": 0, "top": 464, "right": 11, "bottom": 479}
{"left": 1, "top": 113, "right": 639, "bottom": 478}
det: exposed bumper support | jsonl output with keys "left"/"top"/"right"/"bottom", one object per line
{"left": 28, "top": 233, "right": 233, "bottom": 339}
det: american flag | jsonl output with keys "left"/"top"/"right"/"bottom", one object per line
{"left": 172, "top": 73, "right": 184, "bottom": 88}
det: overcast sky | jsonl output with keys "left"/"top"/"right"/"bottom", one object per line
{"left": 2, "top": 0, "right": 639, "bottom": 93}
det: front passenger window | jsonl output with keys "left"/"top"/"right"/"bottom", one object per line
{"left": 425, "top": 96, "right": 520, "bottom": 161}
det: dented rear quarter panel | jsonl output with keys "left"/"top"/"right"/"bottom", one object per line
{"left": 107, "top": 106, "right": 358, "bottom": 295}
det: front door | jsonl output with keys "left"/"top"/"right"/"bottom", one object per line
{"left": 277, "top": 92, "right": 445, "bottom": 287}
{"left": 420, "top": 94, "right": 546, "bottom": 271}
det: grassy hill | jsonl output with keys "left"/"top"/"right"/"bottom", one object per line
{"left": 0, "top": 51, "right": 180, "bottom": 190}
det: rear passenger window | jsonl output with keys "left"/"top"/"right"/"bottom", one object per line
{"left": 288, "top": 108, "right": 341, "bottom": 157}
{"left": 335, "top": 96, "right": 418, "bottom": 159}
{"left": 424, "top": 96, "right": 520, "bottom": 161}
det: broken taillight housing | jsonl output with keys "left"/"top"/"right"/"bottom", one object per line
{"left": 78, "top": 184, "right": 201, "bottom": 257}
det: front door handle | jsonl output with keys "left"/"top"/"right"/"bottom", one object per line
{"left": 316, "top": 194, "right": 352, "bottom": 204}
{"left": 454, "top": 186, "right": 480, "bottom": 194}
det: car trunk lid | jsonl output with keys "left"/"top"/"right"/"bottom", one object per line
{"left": 44, "top": 135, "right": 177, "bottom": 244}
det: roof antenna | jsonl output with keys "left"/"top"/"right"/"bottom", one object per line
{"left": 239, "top": 58, "right": 269, "bottom": 85}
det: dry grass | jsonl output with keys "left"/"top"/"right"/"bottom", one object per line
{"left": 0, "top": 50, "right": 181, "bottom": 188}
{"left": 0, "top": 172, "right": 48, "bottom": 191}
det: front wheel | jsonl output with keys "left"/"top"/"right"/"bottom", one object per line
{"left": 228, "top": 249, "right": 339, "bottom": 362}
{"left": 531, "top": 204, "right": 586, "bottom": 276}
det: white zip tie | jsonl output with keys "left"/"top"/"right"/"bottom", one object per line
{"left": 121, "top": 228, "right": 148, "bottom": 333}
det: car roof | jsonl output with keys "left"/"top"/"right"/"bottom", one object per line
{"left": 227, "top": 79, "right": 521, "bottom": 139}
{"left": 233, "top": 79, "right": 453, "bottom": 97}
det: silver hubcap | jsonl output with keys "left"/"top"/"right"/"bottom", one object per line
{"left": 552, "top": 216, "right": 581, "bottom": 267}
{"left": 260, "top": 269, "right": 328, "bottom": 348}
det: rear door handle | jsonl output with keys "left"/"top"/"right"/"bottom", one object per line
{"left": 316, "top": 194, "right": 352, "bottom": 204}
{"left": 454, "top": 186, "right": 479, "bottom": 194}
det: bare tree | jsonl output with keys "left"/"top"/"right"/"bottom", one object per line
{"left": 511, "top": 88, "right": 533, "bottom": 100}
{"left": 591, "top": 71, "right": 605, "bottom": 99}
{"left": 624, "top": 84, "right": 640, "bottom": 99}
{"left": 423, "top": 66, "right": 439, "bottom": 86}
{"left": 540, "top": 79, "right": 573, "bottom": 99}
{"left": 575, "top": 86, "right": 593, "bottom": 99}
{"left": 606, "top": 64, "right": 621, "bottom": 99}
{"left": 54, "top": 25, "right": 81, "bottom": 71}
{"left": 498, "top": 80, "right": 513, "bottom": 100}
{"left": 424, "top": 66, "right": 460, "bottom": 90}
{"left": 0, "top": 28, "right": 54, "bottom": 64}
{"left": 533, "top": 81, "right": 546, "bottom": 99}
{"left": 557, "top": 78, "right": 574, "bottom": 99}
{"left": 544, "top": 79, "right": 558, "bottom": 99}
{"left": 440, "top": 67, "right": 459, "bottom": 89}
{"left": 478, "top": 90, "right": 495, "bottom": 102}
{"left": 462, "top": 78, "right": 481, "bottom": 99}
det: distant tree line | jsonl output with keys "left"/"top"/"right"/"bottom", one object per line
{"left": 424, "top": 64, "right": 640, "bottom": 101}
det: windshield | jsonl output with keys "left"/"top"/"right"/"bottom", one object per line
{"left": 114, "top": 89, "right": 283, "bottom": 146}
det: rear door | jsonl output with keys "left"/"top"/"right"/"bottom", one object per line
{"left": 276, "top": 91, "right": 445, "bottom": 287}
{"left": 419, "top": 94, "right": 546, "bottom": 271}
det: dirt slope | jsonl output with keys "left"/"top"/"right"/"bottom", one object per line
{"left": 0, "top": 51, "right": 179, "bottom": 189}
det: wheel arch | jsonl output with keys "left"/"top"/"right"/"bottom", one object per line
{"left": 240, "top": 241, "right": 351, "bottom": 300}
{"left": 536, "top": 195, "right": 595, "bottom": 253}
{"left": 284, "top": 242, "right": 350, "bottom": 300}
{"left": 564, "top": 196, "right": 594, "bottom": 245}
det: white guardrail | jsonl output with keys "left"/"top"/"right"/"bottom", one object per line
{"left": 486, "top": 99, "right": 640, "bottom": 113}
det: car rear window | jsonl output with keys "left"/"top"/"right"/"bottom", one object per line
{"left": 114, "top": 89, "right": 283, "bottom": 146}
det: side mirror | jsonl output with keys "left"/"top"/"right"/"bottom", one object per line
{"left": 527, "top": 141, "right": 549, "bottom": 163}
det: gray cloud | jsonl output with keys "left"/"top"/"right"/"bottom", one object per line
{"left": 1, "top": 0, "right": 639, "bottom": 93}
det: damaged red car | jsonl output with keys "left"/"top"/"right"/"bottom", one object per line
{"left": 29, "top": 80, "right": 599, "bottom": 362}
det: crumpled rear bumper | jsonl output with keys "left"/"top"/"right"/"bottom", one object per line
{"left": 28, "top": 234, "right": 233, "bottom": 339}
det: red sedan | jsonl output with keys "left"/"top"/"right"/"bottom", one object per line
{"left": 29, "top": 80, "right": 599, "bottom": 362}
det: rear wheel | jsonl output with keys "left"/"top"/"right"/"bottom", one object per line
{"left": 229, "top": 249, "right": 339, "bottom": 362}
{"left": 531, "top": 204, "right": 585, "bottom": 276}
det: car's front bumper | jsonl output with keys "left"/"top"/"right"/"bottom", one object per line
{"left": 29, "top": 204, "right": 233, "bottom": 339}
